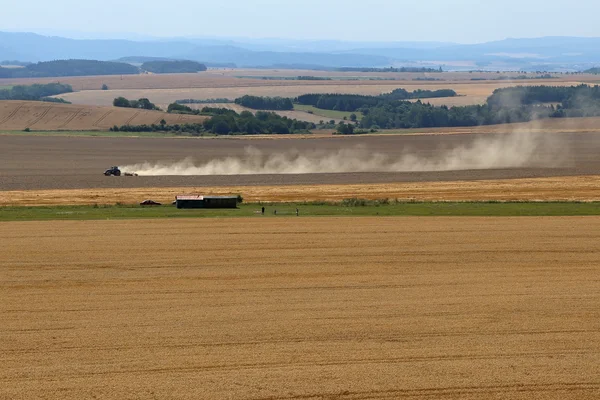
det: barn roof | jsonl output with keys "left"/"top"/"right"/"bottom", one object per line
{"left": 176, "top": 195, "right": 238, "bottom": 200}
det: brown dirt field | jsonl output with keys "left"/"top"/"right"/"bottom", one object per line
{"left": 2, "top": 175, "right": 600, "bottom": 206}
{"left": 2, "top": 217, "right": 599, "bottom": 399}
{"left": 0, "top": 101, "right": 207, "bottom": 131}
{"left": 1, "top": 131, "right": 599, "bottom": 192}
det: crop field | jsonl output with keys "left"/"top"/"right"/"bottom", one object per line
{"left": 2, "top": 175, "right": 600, "bottom": 207}
{"left": 1, "top": 217, "right": 599, "bottom": 399}
{"left": 52, "top": 79, "right": 589, "bottom": 108}
{"left": 0, "top": 101, "right": 207, "bottom": 131}
{"left": 1, "top": 70, "right": 598, "bottom": 90}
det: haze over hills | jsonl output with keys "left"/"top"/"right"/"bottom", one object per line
{"left": 2, "top": 31, "right": 600, "bottom": 71}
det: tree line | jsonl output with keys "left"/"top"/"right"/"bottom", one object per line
{"left": 0, "top": 60, "right": 139, "bottom": 78}
{"left": 295, "top": 88, "right": 457, "bottom": 112}
{"left": 234, "top": 95, "right": 294, "bottom": 110}
{"left": 356, "top": 84, "right": 600, "bottom": 130}
{"left": 113, "top": 97, "right": 160, "bottom": 110}
{"left": 0, "top": 83, "right": 73, "bottom": 101}
{"left": 112, "top": 107, "right": 315, "bottom": 135}
{"left": 337, "top": 67, "right": 443, "bottom": 73}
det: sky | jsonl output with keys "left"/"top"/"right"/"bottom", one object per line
{"left": 3, "top": 0, "right": 600, "bottom": 43}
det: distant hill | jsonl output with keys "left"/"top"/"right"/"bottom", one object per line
{"left": 3, "top": 32, "right": 600, "bottom": 71}
{"left": 0, "top": 59, "right": 139, "bottom": 78}
{"left": 141, "top": 60, "right": 207, "bottom": 74}
{"left": 584, "top": 67, "right": 600, "bottom": 74}
{"left": 116, "top": 56, "right": 236, "bottom": 68}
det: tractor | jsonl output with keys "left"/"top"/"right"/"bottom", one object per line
{"left": 104, "top": 166, "right": 121, "bottom": 176}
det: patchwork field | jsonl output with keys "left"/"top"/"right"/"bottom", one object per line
{"left": 52, "top": 80, "right": 588, "bottom": 108}
{"left": 2, "top": 217, "right": 599, "bottom": 399}
{"left": 0, "top": 101, "right": 207, "bottom": 131}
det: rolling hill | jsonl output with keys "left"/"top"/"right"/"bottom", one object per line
{"left": 0, "top": 101, "right": 207, "bottom": 131}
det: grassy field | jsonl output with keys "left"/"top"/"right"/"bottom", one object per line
{"left": 2, "top": 216, "right": 599, "bottom": 399}
{"left": 294, "top": 104, "right": 363, "bottom": 121}
{"left": 3, "top": 201, "right": 600, "bottom": 221}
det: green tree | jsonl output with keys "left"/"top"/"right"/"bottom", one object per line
{"left": 113, "top": 97, "right": 131, "bottom": 108}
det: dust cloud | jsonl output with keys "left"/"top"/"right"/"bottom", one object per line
{"left": 122, "top": 132, "right": 567, "bottom": 176}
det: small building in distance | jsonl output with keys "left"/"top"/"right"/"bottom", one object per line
{"left": 176, "top": 195, "right": 238, "bottom": 209}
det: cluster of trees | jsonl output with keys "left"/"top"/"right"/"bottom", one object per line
{"left": 385, "top": 88, "right": 457, "bottom": 100}
{"left": 337, "top": 67, "right": 443, "bottom": 73}
{"left": 297, "top": 76, "right": 332, "bottom": 80}
{"left": 487, "top": 85, "right": 600, "bottom": 108}
{"left": 176, "top": 98, "right": 232, "bottom": 104}
{"left": 167, "top": 103, "right": 194, "bottom": 113}
{"left": 141, "top": 60, "right": 207, "bottom": 74}
{"left": 111, "top": 108, "right": 315, "bottom": 135}
{"left": 0, "top": 83, "right": 73, "bottom": 101}
{"left": 234, "top": 95, "right": 294, "bottom": 110}
{"left": 295, "top": 89, "right": 457, "bottom": 112}
{"left": 111, "top": 122, "right": 206, "bottom": 135}
{"left": 204, "top": 110, "right": 314, "bottom": 134}
{"left": 113, "top": 97, "right": 160, "bottom": 110}
{"left": 0, "top": 60, "right": 31, "bottom": 66}
{"left": 0, "top": 60, "right": 139, "bottom": 78}
{"left": 355, "top": 84, "right": 600, "bottom": 129}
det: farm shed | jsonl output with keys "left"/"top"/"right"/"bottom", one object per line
{"left": 176, "top": 195, "right": 238, "bottom": 209}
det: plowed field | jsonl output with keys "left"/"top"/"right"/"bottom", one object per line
{"left": 1, "top": 132, "right": 600, "bottom": 192}
{"left": 2, "top": 217, "right": 599, "bottom": 399}
{"left": 0, "top": 101, "right": 207, "bottom": 131}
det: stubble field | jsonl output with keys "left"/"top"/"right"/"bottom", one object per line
{"left": 0, "top": 101, "right": 207, "bottom": 131}
{"left": 51, "top": 80, "right": 588, "bottom": 108}
{"left": 2, "top": 217, "right": 599, "bottom": 399}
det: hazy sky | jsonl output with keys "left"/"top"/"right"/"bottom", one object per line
{"left": 4, "top": 0, "right": 600, "bottom": 43}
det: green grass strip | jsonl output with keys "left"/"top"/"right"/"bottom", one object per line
{"left": 2, "top": 201, "right": 600, "bottom": 222}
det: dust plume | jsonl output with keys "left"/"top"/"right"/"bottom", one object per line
{"left": 122, "top": 132, "right": 568, "bottom": 176}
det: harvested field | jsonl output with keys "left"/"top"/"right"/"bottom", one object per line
{"left": 1, "top": 217, "right": 599, "bottom": 399}
{"left": 0, "top": 69, "right": 597, "bottom": 90}
{"left": 1, "top": 131, "right": 600, "bottom": 191}
{"left": 2, "top": 175, "right": 600, "bottom": 206}
{"left": 50, "top": 79, "right": 587, "bottom": 107}
{"left": 0, "top": 101, "right": 207, "bottom": 131}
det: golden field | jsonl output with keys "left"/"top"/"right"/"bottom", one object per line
{"left": 52, "top": 80, "right": 588, "bottom": 108}
{"left": 1, "top": 217, "right": 599, "bottom": 399}
{"left": 0, "top": 101, "right": 207, "bottom": 131}
{"left": 2, "top": 175, "right": 600, "bottom": 206}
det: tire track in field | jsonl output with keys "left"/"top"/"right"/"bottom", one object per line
{"left": 0, "top": 102, "right": 25, "bottom": 125}
{"left": 92, "top": 110, "right": 113, "bottom": 127}
{"left": 123, "top": 111, "right": 140, "bottom": 125}
{"left": 57, "top": 108, "right": 83, "bottom": 129}
{"left": 25, "top": 105, "right": 53, "bottom": 129}
{"left": 254, "top": 383, "right": 600, "bottom": 399}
